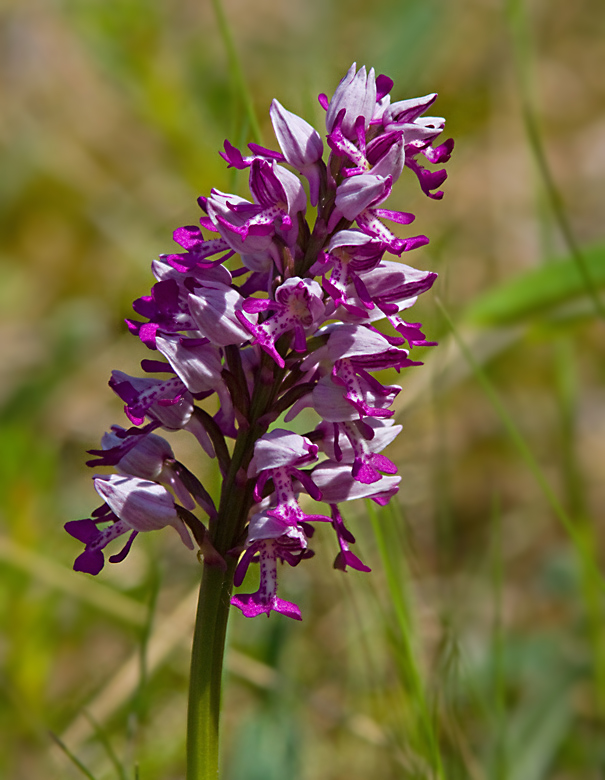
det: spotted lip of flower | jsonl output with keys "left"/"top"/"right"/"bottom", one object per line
{"left": 236, "top": 277, "right": 325, "bottom": 369}
{"left": 110, "top": 371, "right": 188, "bottom": 427}
{"left": 230, "top": 511, "right": 309, "bottom": 620}
{"left": 108, "top": 372, "right": 215, "bottom": 456}
{"left": 321, "top": 229, "right": 387, "bottom": 313}
{"left": 327, "top": 117, "right": 405, "bottom": 182}
{"left": 205, "top": 159, "right": 307, "bottom": 259}
{"left": 284, "top": 374, "right": 400, "bottom": 424}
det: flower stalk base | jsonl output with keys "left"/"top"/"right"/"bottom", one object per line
{"left": 187, "top": 558, "right": 237, "bottom": 780}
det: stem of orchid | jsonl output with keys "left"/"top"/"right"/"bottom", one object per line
{"left": 186, "top": 557, "right": 237, "bottom": 780}
{"left": 186, "top": 354, "right": 285, "bottom": 779}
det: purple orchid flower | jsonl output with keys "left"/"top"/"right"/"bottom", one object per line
{"left": 236, "top": 277, "right": 325, "bottom": 368}
{"left": 67, "top": 63, "right": 451, "bottom": 621}
{"left": 66, "top": 474, "right": 194, "bottom": 575}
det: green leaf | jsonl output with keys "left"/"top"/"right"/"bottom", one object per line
{"left": 465, "top": 244, "right": 605, "bottom": 325}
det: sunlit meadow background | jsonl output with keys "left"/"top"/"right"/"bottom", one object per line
{"left": 1, "top": 0, "right": 605, "bottom": 777}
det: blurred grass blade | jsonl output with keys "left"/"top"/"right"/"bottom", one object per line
{"left": 437, "top": 299, "right": 599, "bottom": 571}
{"left": 505, "top": 0, "right": 605, "bottom": 319}
{"left": 84, "top": 713, "right": 129, "bottom": 780}
{"left": 489, "top": 497, "right": 509, "bottom": 780}
{"left": 464, "top": 244, "right": 605, "bottom": 325}
{"left": 49, "top": 731, "right": 99, "bottom": 780}
{"left": 210, "top": 0, "right": 262, "bottom": 144}
{"left": 0, "top": 536, "right": 146, "bottom": 626}
{"left": 367, "top": 500, "right": 445, "bottom": 778}
{"left": 507, "top": 671, "right": 577, "bottom": 780}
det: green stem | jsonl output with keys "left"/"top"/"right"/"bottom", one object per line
{"left": 186, "top": 352, "right": 286, "bottom": 779}
{"left": 187, "top": 558, "right": 237, "bottom": 780}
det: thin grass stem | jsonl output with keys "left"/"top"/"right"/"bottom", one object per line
{"left": 367, "top": 500, "right": 445, "bottom": 779}
{"left": 83, "top": 713, "right": 129, "bottom": 780}
{"left": 438, "top": 300, "right": 605, "bottom": 716}
{"left": 505, "top": 0, "right": 605, "bottom": 319}
{"left": 49, "top": 732, "right": 98, "bottom": 780}
{"left": 210, "top": 0, "right": 262, "bottom": 144}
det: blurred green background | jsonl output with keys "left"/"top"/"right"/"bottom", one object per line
{"left": 1, "top": 0, "right": 604, "bottom": 777}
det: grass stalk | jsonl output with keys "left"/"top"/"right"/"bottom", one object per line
{"left": 505, "top": 0, "right": 605, "bottom": 319}
{"left": 210, "top": 0, "right": 262, "bottom": 144}
{"left": 438, "top": 300, "right": 605, "bottom": 716}
{"left": 367, "top": 500, "right": 445, "bottom": 778}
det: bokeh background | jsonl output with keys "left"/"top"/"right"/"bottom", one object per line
{"left": 1, "top": 0, "right": 604, "bottom": 777}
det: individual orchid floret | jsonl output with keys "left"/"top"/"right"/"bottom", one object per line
{"left": 249, "top": 159, "right": 307, "bottom": 227}
{"left": 205, "top": 159, "right": 306, "bottom": 263}
{"left": 324, "top": 63, "right": 377, "bottom": 140}
{"left": 230, "top": 512, "right": 311, "bottom": 620}
{"left": 333, "top": 173, "right": 429, "bottom": 254}
{"left": 96, "top": 474, "right": 194, "bottom": 542}
{"left": 236, "top": 278, "right": 325, "bottom": 368}
{"left": 310, "top": 461, "right": 401, "bottom": 506}
{"left": 327, "top": 119, "right": 405, "bottom": 183}
{"left": 109, "top": 372, "right": 215, "bottom": 456}
{"left": 315, "top": 417, "right": 402, "bottom": 485}
{"left": 340, "top": 259, "right": 438, "bottom": 320}
{"left": 203, "top": 190, "right": 277, "bottom": 261}
{"left": 380, "top": 93, "right": 454, "bottom": 198}
{"left": 249, "top": 430, "right": 330, "bottom": 526}
{"left": 65, "top": 474, "right": 194, "bottom": 575}
{"left": 270, "top": 99, "right": 324, "bottom": 205}
{"left": 109, "top": 370, "right": 188, "bottom": 426}
{"left": 320, "top": 229, "right": 386, "bottom": 313}
{"left": 127, "top": 256, "right": 235, "bottom": 348}
{"left": 127, "top": 279, "right": 199, "bottom": 348}
{"left": 87, "top": 426, "right": 196, "bottom": 510}
{"left": 327, "top": 325, "right": 420, "bottom": 418}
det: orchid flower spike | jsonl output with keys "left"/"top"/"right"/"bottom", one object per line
{"left": 67, "top": 63, "right": 452, "bottom": 620}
